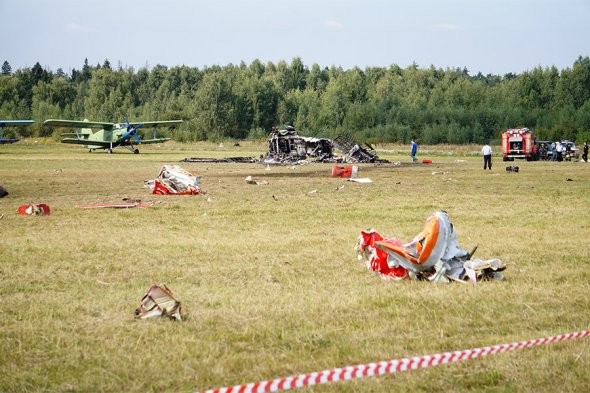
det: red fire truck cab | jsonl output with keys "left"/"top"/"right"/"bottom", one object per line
{"left": 501, "top": 128, "right": 538, "bottom": 161}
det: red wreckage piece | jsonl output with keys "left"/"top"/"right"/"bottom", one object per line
{"left": 356, "top": 211, "right": 506, "bottom": 283}
{"left": 145, "top": 164, "right": 202, "bottom": 195}
{"left": 17, "top": 203, "right": 51, "bottom": 216}
{"left": 357, "top": 230, "right": 408, "bottom": 280}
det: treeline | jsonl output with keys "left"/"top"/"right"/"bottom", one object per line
{"left": 1, "top": 56, "right": 590, "bottom": 144}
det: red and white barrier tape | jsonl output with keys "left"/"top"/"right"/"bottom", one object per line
{"left": 198, "top": 330, "right": 589, "bottom": 393}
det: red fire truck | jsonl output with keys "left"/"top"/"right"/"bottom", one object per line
{"left": 501, "top": 128, "right": 538, "bottom": 161}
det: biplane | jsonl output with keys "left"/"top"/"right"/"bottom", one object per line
{"left": 43, "top": 118, "right": 182, "bottom": 153}
{"left": 0, "top": 120, "right": 35, "bottom": 144}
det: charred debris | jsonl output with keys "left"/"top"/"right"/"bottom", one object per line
{"left": 262, "top": 126, "right": 388, "bottom": 164}
{"left": 182, "top": 126, "right": 388, "bottom": 164}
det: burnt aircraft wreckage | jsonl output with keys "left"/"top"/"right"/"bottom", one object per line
{"left": 182, "top": 125, "right": 388, "bottom": 164}
{"left": 262, "top": 126, "right": 388, "bottom": 164}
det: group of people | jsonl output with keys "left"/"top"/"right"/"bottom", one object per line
{"left": 409, "top": 141, "right": 588, "bottom": 169}
{"left": 542, "top": 141, "right": 570, "bottom": 161}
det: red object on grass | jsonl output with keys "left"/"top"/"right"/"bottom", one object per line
{"left": 17, "top": 203, "right": 50, "bottom": 216}
{"left": 358, "top": 230, "right": 408, "bottom": 279}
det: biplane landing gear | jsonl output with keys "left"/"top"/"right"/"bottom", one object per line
{"left": 133, "top": 148, "right": 139, "bottom": 154}
{"left": 107, "top": 148, "right": 113, "bottom": 154}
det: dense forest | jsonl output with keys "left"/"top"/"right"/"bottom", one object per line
{"left": 1, "top": 56, "right": 589, "bottom": 144}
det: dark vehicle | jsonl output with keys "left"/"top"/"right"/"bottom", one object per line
{"left": 536, "top": 141, "right": 554, "bottom": 160}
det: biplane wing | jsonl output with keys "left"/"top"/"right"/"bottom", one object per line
{"left": 132, "top": 137, "right": 171, "bottom": 144}
{"left": 127, "top": 120, "right": 183, "bottom": 141}
{"left": 60, "top": 138, "right": 110, "bottom": 146}
{"left": 126, "top": 120, "right": 183, "bottom": 129}
{"left": 43, "top": 119, "right": 114, "bottom": 130}
{"left": 0, "top": 120, "right": 35, "bottom": 144}
{"left": 59, "top": 137, "right": 171, "bottom": 147}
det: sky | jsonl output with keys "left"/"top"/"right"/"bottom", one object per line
{"left": 1, "top": 0, "right": 589, "bottom": 76}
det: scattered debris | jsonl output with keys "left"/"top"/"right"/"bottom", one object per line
{"left": 0, "top": 185, "right": 8, "bottom": 198}
{"left": 356, "top": 211, "right": 506, "bottom": 283}
{"left": 422, "top": 159, "right": 433, "bottom": 164}
{"left": 145, "top": 165, "right": 202, "bottom": 195}
{"left": 307, "top": 189, "right": 318, "bottom": 195}
{"left": 245, "top": 175, "right": 268, "bottom": 185}
{"left": 122, "top": 197, "right": 142, "bottom": 203}
{"left": 332, "top": 165, "right": 358, "bottom": 178}
{"left": 332, "top": 164, "right": 371, "bottom": 182}
{"left": 134, "top": 284, "right": 184, "bottom": 321}
{"left": 506, "top": 166, "right": 519, "bottom": 172}
{"left": 348, "top": 178, "right": 372, "bottom": 183}
{"left": 332, "top": 133, "right": 389, "bottom": 163}
{"left": 432, "top": 171, "right": 449, "bottom": 175}
{"left": 17, "top": 203, "right": 50, "bottom": 216}
{"left": 181, "top": 157, "right": 256, "bottom": 163}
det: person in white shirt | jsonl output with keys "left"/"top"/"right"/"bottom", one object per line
{"left": 555, "top": 142, "right": 563, "bottom": 161}
{"left": 482, "top": 143, "right": 492, "bottom": 170}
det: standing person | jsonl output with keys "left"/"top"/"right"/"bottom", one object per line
{"left": 583, "top": 142, "right": 589, "bottom": 162}
{"left": 556, "top": 142, "right": 563, "bottom": 162}
{"left": 482, "top": 142, "right": 492, "bottom": 170}
{"left": 410, "top": 140, "right": 418, "bottom": 162}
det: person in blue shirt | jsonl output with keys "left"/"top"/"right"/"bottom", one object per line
{"left": 410, "top": 140, "right": 418, "bottom": 162}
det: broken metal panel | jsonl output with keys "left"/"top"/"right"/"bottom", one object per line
{"left": 333, "top": 132, "right": 388, "bottom": 163}
{"left": 135, "top": 284, "right": 184, "bottom": 321}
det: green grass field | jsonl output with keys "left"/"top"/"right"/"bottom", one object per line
{"left": 1, "top": 140, "right": 589, "bottom": 392}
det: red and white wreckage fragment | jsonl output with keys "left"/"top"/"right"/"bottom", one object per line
{"left": 356, "top": 211, "right": 506, "bottom": 283}
{"left": 17, "top": 203, "right": 51, "bottom": 216}
{"left": 144, "top": 165, "right": 202, "bottom": 195}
